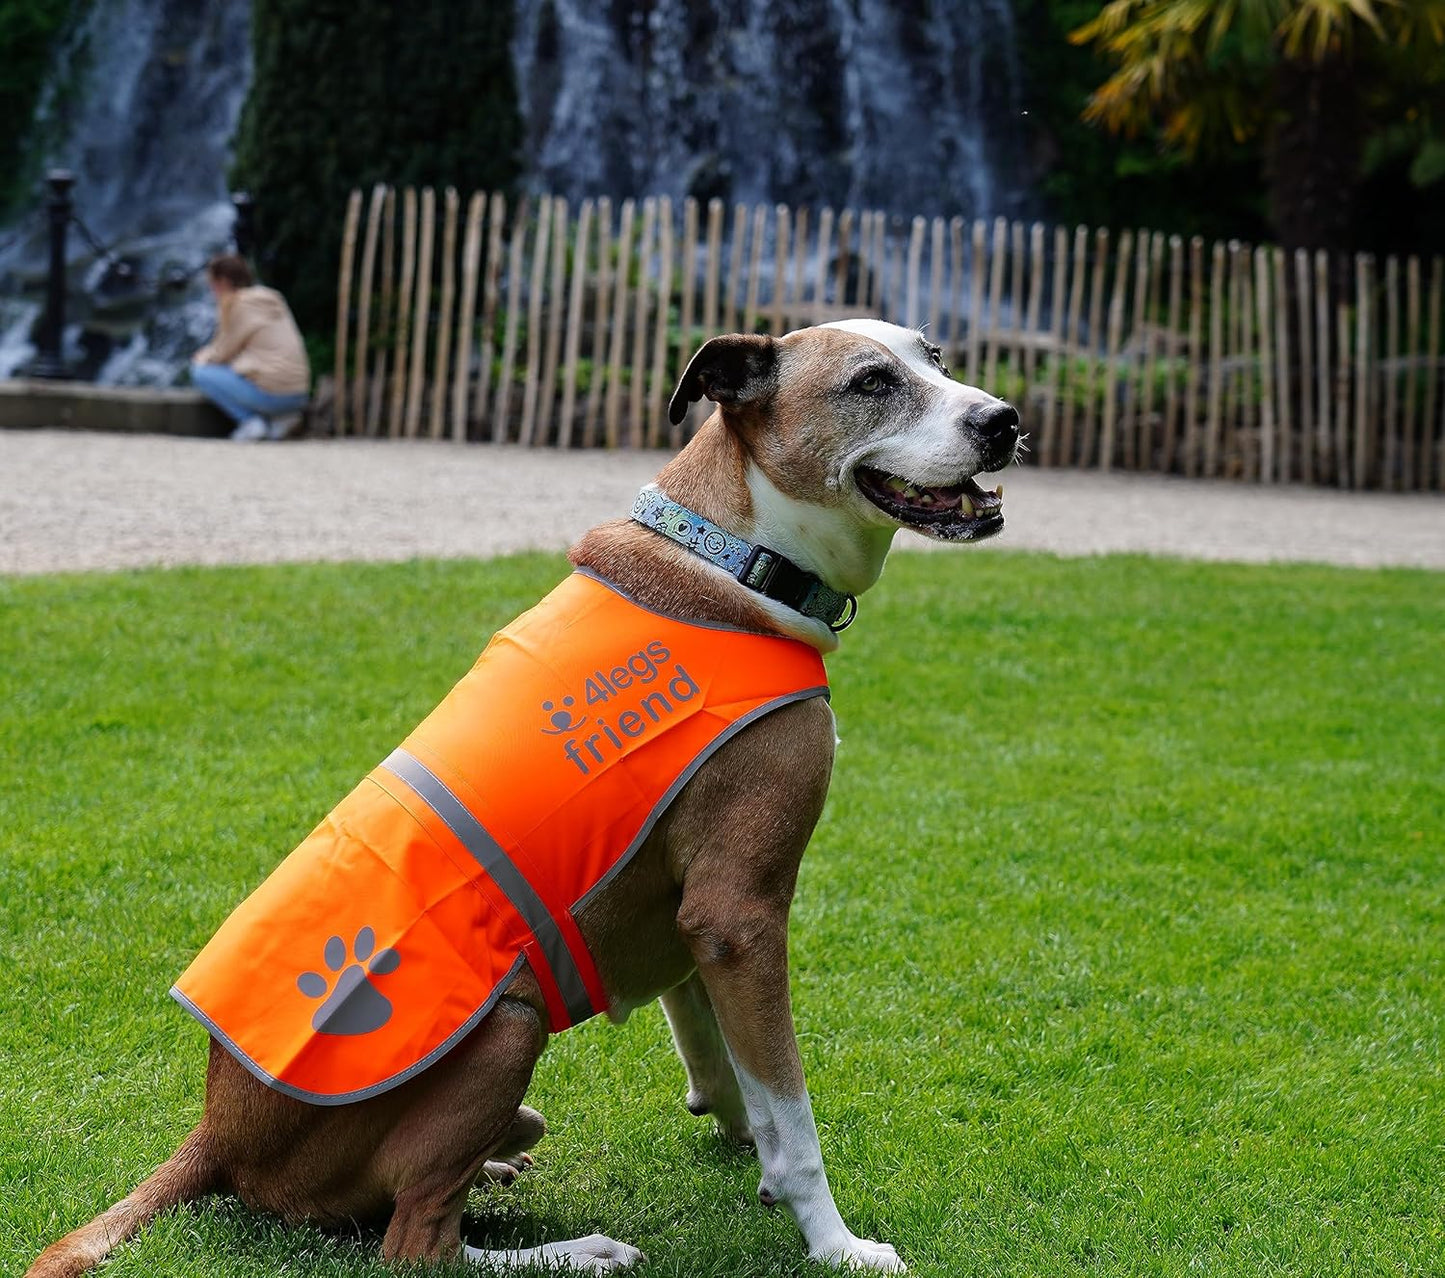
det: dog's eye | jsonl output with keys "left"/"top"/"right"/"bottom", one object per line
{"left": 854, "top": 372, "right": 886, "bottom": 395}
{"left": 928, "top": 347, "right": 950, "bottom": 377}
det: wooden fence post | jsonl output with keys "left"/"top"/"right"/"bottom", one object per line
{"left": 491, "top": 195, "right": 529, "bottom": 443}
{"left": 387, "top": 188, "right": 417, "bottom": 437}
{"left": 1008, "top": 220, "right": 1025, "bottom": 380}
{"left": 451, "top": 191, "right": 485, "bottom": 441}
{"left": 472, "top": 192, "right": 505, "bottom": 438}
{"left": 1041, "top": 224, "right": 1067, "bottom": 466}
{"left": 516, "top": 194, "right": 554, "bottom": 448}
{"left": 351, "top": 183, "right": 385, "bottom": 441}
{"left": 702, "top": 198, "right": 724, "bottom": 341}
{"left": 604, "top": 198, "right": 636, "bottom": 449}
{"left": 536, "top": 195, "right": 570, "bottom": 446}
{"left": 1203, "top": 240, "right": 1226, "bottom": 478}
{"left": 1293, "top": 247, "right": 1314, "bottom": 484}
{"left": 791, "top": 206, "right": 811, "bottom": 325}
{"left": 1382, "top": 254, "right": 1401, "bottom": 489}
{"left": 947, "top": 216, "right": 965, "bottom": 355}
{"left": 676, "top": 197, "right": 699, "bottom": 417}
{"left": 723, "top": 202, "right": 747, "bottom": 333}
{"left": 1314, "top": 250, "right": 1334, "bottom": 485}
{"left": 333, "top": 188, "right": 362, "bottom": 436}
{"left": 926, "top": 216, "right": 945, "bottom": 341}
{"left": 429, "top": 186, "right": 459, "bottom": 439}
{"left": 1121, "top": 227, "right": 1148, "bottom": 469}
{"left": 1424, "top": 257, "right": 1443, "bottom": 490}
{"left": 583, "top": 197, "right": 613, "bottom": 449}
{"left": 965, "top": 219, "right": 985, "bottom": 383}
{"left": 1138, "top": 231, "right": 1164, "bottom": 471}
{"left": 984, "top": 217, "right": 1007, "bottom": 393}
{"left": 1271, "top": 246, "right": 1291, "bottom": 482}
{"left": 1060, "top": 225, "right": 1088, "bottom": 467}
{"left": 1099, "top": 228, "right": 1132, "bottom": 471}
{"left": 627, "top": 198, "right": 657, "bottom": 447}
{"left": 646, "top": 197, "right": 675, "bottom": 447}
{"left": 742, "top": 203, "right": 767, "bottom": 333}
{"left": 365, "top": 187, "right": 396, "bottom": 436}
{"left": 1402, "top": 255, "right": 1421, "bottom": 490}
{"left": 1254, "top": 246, "right": 1277, "bottom": 483}
{"left": 1023, "top": 222, "right": 1044, "bottom": 418}
{"left": 558, "top": 198, "right": 593, "bottom": 450}
{"left": 1353, "top": 252, "right": 1374, "bottom": 489}
{"left": 905, "top": 216, "right": 925, "bottom": 330}
{"left": 403, "top": 186, "right": 436, "bottom": 439}
{"left": 1161, "top": 235, "right": 1183, "bottom": 473}
{"left": 771, "top": 204, "right": 790, "bottom": 337}
{"left": 1181, "top": 236, "right": 1204, "bottom": 476}
{"left": 857, "top": 210, "right": 874, "bottom": 312}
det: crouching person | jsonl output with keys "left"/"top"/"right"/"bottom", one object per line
{"left": 192, "top": 254, "right": 311, "bottom": 441}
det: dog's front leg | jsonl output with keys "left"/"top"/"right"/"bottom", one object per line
{"left": 660, "top": 972, "right": 753, "bottom": 1144}
{"left": 679, "top": 895, "right": 904, "bottom": 1273}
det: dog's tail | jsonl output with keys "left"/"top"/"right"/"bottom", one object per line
{"left": 25, "top": 1124, "right": 220, "bottom": 1278}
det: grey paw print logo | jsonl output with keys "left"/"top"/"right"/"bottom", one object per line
{"left": 296, "top": 927, "right": 400, "bottom": 1036}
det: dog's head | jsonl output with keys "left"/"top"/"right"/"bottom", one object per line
{"left": 668, "top": 319, "right": 1018, "bottom": 545}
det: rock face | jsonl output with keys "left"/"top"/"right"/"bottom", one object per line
{"left": 0, "top": 0, "right": 253, "bottom": 385}
{"left": 1, "top": 0, "right": 1029, "bottom": 386}
{"left": 512, "top": 0, "right": 1028, "bottom": 218}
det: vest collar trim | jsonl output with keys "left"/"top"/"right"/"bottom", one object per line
{"left": 630, "top": 485, "right": 857, "bottom": 632}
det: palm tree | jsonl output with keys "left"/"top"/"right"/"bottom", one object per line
{"left": 1071, "top": 0, "right": 1445, "bottom": 251}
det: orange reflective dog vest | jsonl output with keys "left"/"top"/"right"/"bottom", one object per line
{"left": 172, "top": 570, "right": 828, "bottom": 1105}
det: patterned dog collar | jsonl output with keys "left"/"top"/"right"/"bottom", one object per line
{"left": 630, "top": 486, "right": 857, "bottom": 632}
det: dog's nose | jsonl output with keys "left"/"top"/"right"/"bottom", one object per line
{"left": 965, "top": 401, "right": 1020, "bottom": 469}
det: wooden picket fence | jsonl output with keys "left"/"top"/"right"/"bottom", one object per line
{"left": 333, "top": 184, "right": 1445, "bottom": 490}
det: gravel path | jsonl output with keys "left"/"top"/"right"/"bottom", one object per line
{"left": 1, "top": 430, "right": 1440, "bottom": 576}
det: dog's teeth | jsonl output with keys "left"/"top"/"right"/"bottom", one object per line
{"left": 994, "top": 484, "right": 1004, "bottom": 499}
{"left": 885, "top": 476, "right": 910, "bottom": 494}
{"left": 959, "top": 494, "right": 974, "bottom": 516}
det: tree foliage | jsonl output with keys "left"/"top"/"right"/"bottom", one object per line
{"left": 0, "top": 0, "right": 79, "bottom": 220}
{"left": 232, "top": 0, "right": 522, "bottom": 339}
{"left": 1013, "top": 0, "right": 1269, "bottom": 243}
{"left": 1070, "top": 0, "right": 1445, "bottom": 251}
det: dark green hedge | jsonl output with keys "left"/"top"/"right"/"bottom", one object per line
{"left": 232, "top": 0, "right": 522, "bottom": 339}
{"left": 0, "top": 0, "right": 79, "bottom": 220}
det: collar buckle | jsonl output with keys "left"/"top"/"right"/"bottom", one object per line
{"left": 741, "top": 545, "right": 780, "bottom": 593}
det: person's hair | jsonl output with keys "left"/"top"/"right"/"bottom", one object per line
{"left": 206, "top": 254, "right": 255, "bottom": 289}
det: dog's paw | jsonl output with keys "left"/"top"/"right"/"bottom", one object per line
{"left": 465, "top": 1234, "right": 645, "bottom": 1272}
{"left": 812, "top": 1236, "right": 906, "bottom": 1273}
{"left": 478, "top": 1152, "right": 533, "bottom": 1186}
{"left": 550, "top": 1234, "right": 646, "bottom": 1272}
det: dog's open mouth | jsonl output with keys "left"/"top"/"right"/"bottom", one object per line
{"left": 854, "top": 467, "right": 1005, "bottom": 541}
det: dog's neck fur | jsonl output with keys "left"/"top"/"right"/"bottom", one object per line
{"left": 570, "top": 413, "right": 895, "bottom": 654}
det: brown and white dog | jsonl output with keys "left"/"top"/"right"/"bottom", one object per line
{"left": 28, "top": 319, "right": 1019, "bottom": 1277}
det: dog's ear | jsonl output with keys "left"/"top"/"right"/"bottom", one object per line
{"left": 668, "top": 334, "right": 778, "bottom": 425}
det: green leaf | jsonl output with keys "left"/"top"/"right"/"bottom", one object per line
{"left": 1408, "top": 136, "right": 1445, "bottom": 186}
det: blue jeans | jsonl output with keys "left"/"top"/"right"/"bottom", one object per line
{"left": 192, "top": 363, "right": 308, "bottom": 425}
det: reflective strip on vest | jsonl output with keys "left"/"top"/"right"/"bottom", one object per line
{"left": 171, "top": 571, "right": 828, "bottom": 1105}
{"left": 376, "top": 748, "right": 597, "bottom": 1027}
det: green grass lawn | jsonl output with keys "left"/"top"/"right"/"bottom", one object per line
{"left": 3, "top": 550, "right": 1442, "bottom": 1277}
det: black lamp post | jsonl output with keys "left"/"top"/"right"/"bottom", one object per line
{"left": 26, "top": 169, "right": 76, "bottom": 380}
{"left": 232, "top": 191, "right": 255, "bottom": 260}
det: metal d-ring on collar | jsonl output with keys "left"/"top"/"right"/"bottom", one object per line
{"left": 630, "top": 485, "right": 858, "bottom": 632}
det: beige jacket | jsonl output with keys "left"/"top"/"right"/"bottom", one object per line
{"left": 195, "top": 286, "right": 311, "bottom": 396}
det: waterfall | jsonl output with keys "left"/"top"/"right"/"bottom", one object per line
{"left": 512, "top": 0, "right": 1029, "bottom": 219}
{"left": 1, "top": 0, "right": 1028, "bottom": 386}
{"left": 0, "top": 0, "right": 252, "bottom": 384}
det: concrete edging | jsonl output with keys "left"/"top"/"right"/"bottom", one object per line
{"left": 0, "top": 379, "right": 231, "bottom": 437}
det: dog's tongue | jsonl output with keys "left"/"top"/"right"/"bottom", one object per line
{"left": 880, "top": 474, "right": 963, "bottom": 510}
